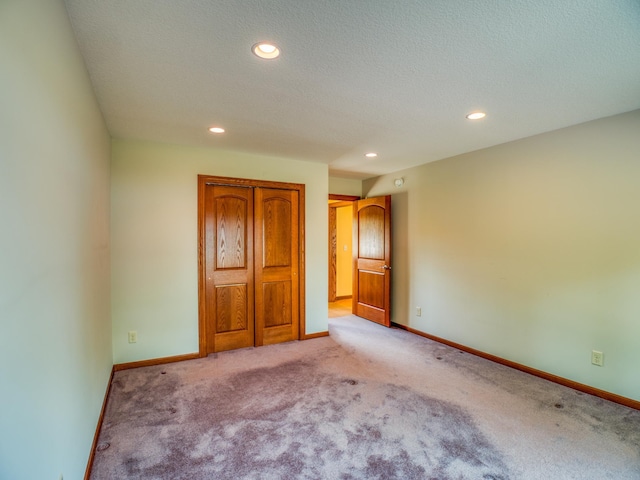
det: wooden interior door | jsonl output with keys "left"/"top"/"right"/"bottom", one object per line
{"left": 199, "top": 175, "right": 305, "bottom": 355}
{"left": 204, "top": 184, "right": 254, "bottom": 353}
{"left": 353, "top": 195, "right": 391, "bottom": 327}
{"left": 255, "top": 187, "right": 299, "bottom": 345}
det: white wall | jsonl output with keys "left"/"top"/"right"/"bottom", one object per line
{"left": 364, "top": 110, "right": 640, "bottom": 401}
{"left": 329, "top": 176, "right": 362, "bottom": 197}
{"left": 0, "top": 1, "right": 112, "bottom": 479}
{"left": 111, "top": 139, "right": 328, "bottom": 364}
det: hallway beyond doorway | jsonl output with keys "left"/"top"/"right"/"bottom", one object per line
{"left": 328, "top": 298, "right": 352, "bottom": 318}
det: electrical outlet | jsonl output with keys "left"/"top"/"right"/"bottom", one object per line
{"left": 591, "top": 350, "right": 604, "bottom": 366}
{"left": 128, "top": 331, "right": 137, "bottom": 343}
{"left": 416, "top": 307, "right": 422, "bottom": 317}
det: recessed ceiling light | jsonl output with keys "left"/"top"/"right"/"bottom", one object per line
{"left": 365, "top": 152, "right": 378, "bottom": 158}
{"left": 208, "top": 127, "right": 225, "bottom": 134}
{"left": 252, "top": 42, "right": 280, "bottom": 59}
{"left": 466, "top": 112, "right": 486, "bottom": 120}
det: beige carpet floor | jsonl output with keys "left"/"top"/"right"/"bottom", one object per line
{"left": 91, "top": 316, "right": 640, "bottom": 479}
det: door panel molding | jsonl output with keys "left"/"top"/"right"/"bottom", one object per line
{"left": 215, "top": 284, "right": 248, "bottom": 332}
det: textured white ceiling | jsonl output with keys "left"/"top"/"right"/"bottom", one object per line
{"left": 64, "top": 0, "right": 640, "bottom": 179}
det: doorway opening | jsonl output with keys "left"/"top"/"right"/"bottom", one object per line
{"left": 329, "top": 194, "right": 393, "bottom": 326}
{"left": 328, "top": 194, "right": 359, "bottom": 318}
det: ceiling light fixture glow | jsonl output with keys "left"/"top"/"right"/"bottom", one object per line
{"left": 208, "top": 127, "right": 225, "bottom": 134}
{"left": 252, "top": 42, "right": 280, "bottom": 59}
{"left": 365, "top": 152, "right": 378, "bottom": 158}
{"left": 466, "top": 112, "right": 486, "bottom": 120}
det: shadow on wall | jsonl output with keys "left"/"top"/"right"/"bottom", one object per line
{"left": 390, "top": 191, "right": 409, "bottom": 325}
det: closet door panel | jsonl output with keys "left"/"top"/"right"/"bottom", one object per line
{"left": 215, "top": 284, "right": 248, "bottom": 332}
{"left": 205, "top": 184, "right": 254, "bottom": 353}
{"left": 262, "top": 281, "right": 292, "bottom": 328}
{"left": 255, "top": 188, "right": 299, "bottom": 346}
{"left": 262, "top": 197, "right": 292, "bottom": 267}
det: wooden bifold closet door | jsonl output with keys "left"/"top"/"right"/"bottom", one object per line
{"left": 199, "top": 176, "right": 301, "bottom": 354}
{"left": 205, "top": 184, "right": 255, "bottom": 353}
{"left": 254, "top": 187, "right": 300, "bottom": 347}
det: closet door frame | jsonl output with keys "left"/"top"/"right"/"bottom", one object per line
{"left": 197, "top": 175, "right": 306, "bottom": 357}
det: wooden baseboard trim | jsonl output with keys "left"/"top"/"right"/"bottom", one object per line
{"left": 301, "top": 331, "right": 330, "bottom": 340}
{"left": 334, "top": 295, "right": 352, "bottom": 301}
{"left": 392, "top": 322, "right": 640, "bottom": 411}
{"left": 84, "top": 366, "right": 115, "bottom": 480}
{"left": 113, "top": 352, "right": 201, "bottom": 372}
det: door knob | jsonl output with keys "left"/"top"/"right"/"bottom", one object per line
{"left": 382, "top": 265, "right": 391, "bottom": 270}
